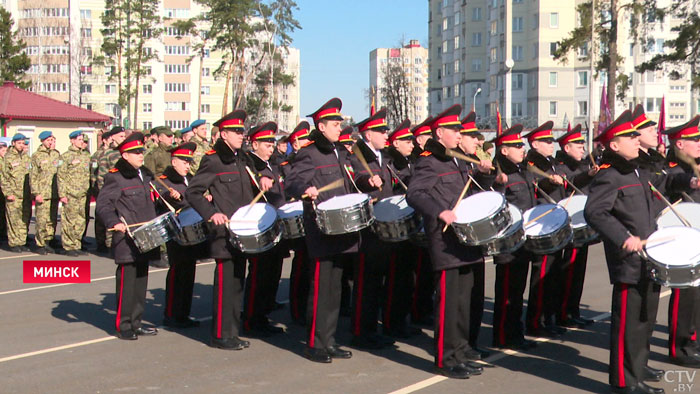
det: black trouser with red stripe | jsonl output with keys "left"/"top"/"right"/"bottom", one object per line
{"left": 668, "top": 287, "right": 700, "bottom": 359}
{"left": 493, "top": 250, "right": 531, "bottom": 346}
{"left": 433, "top": 263, "right": 477, "bottom": 368}
{"left": 243, "top": 246, "right": 284, "bottom": 330}
{"left": 212, "top": 256, "right": 246, "bottom": 340}
{"left": 307, "top": 253, "right": 354, "bottom": 350}
{"left": 557, "top": 246, "right": 589, "bottom": 323}
{"left": 383, "top": 242, "right": 418, "bottom": 335}
{"left": 526, "top": 252, "right": 563, "bottom": 331}
{"left": 411, "top": 247, "right": 434, "bottom": 324}
{"left": 115, "top": 259, "right": 149, "bottom": 333}
{"left": 352, "top": 241, "right": 387, "bottom": 337}
{"left": 289, "top": 242, "right": 310, "bottom": 323}
{"left": 164, "top": 240, "right": 206, "bottom": 321}
{"left": 609, "top": 277, "right": 660, "bottom": 388}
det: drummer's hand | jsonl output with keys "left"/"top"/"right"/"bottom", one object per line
{"left": 259, "top": 177, "right": 274, "bottom": 192}
{"left": 495, "top": 173, "right": 508, "bottom": 184}
{"left": 550, "top": 174, "right": 564, "bottom": 185}
{"left": 369, "top": 175, "right": 383, "bottom": 188}
{"left": 304, "top": 186, "right": 319, "bottom": 200}
{"left": 113, "top": 223, "right": 127, "bottom": 233}
{"left": 691, "top": 177, "right": 699, "bottom": 189}
{"left": 439, "top": 210, "right": 457, "bottom": 226}
{"left": 477, "top": 159, "right": 492, "bottom": 173}
{"left": 210, "top": 213, "right": 228, "bottom": 226}
{"left": 588, "top": 165, "right": 600, "bottom": 176}
{"left": 622, "top": 235, "right": 643, "bottom": 252}
{"left": 205, "top": 194, "right": 213, "bottom": 202}
{"left": 169, "top": 189, "right": 181, "bottom": 200}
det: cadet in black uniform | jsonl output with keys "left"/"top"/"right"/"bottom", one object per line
{"left": 406, "top": 104, "right": 485, "bottom": 379}
{"left": 186, "top": 110, "right": 272, "bottom": 350}
{"left": 96, "top": 132, "right": 159, "bottom": 340}
{"left": 584, "top": 111, "right": 665, "bottom": 394}
{"left": 285, "top": 98, "right": 357, "bottom": 363}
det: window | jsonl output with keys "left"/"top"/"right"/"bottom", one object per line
{"left": 80, "top": 66, "right": 92, "bottom": 75}
{"left": 202, "top": 68, "right": 210, "bottom": 77}
{"left": 203, "top": 49, "right": 210, "bottom": 58}
{"left": 442, "top": 41, "right": 448, "bottom": 53}
{"left": 143, "top": 103, "right": 152, "bottom": 113}
{"left": 105, "top": 85, "right": 116, "bottom": 94}
{"left": 164, "top": 8, "right": 189, "bottom": 18}
{"left": 105, "top": 66, "right": 114, "bottom": 76}
{"left": 165, "top": 102, "right": 190, "bottom": 111}
{"left": 490, "top": 75, "right": 498, "bottom": 90}
{"left": 201, "top": 104, "right": 210, "bottom": 114}
{"left": 670, "top": 102, "right": 685, "bottom": 108}
{"left": 40, "top": 83, "right": 67, "bottom": 92}
{"left": 143, "top": 84, "right": 152, "bottom": 94}
{"left": 512, "top": 103, "right": 523, "bottom": 117}
{"left": 550, "top": 13, "right": 559, "bottom": 28}
{"left": 577, "top": 71, "right": 588, "bottom": 87}
{"left": 80, "top": 84, "right": 92, "bottom": 93}
{"left": 512, "top": 74, "right": 523, "bottom": 90}
{"left": 490, "top": 48, "right": 498, "bottom": 63}
{"left": 472, "top": 7, "right": 482, "bottom": 21}
{"left": 454, "top": 84, "right": 460, "bottom": 97}
{"left": 646, "top": 71, "right": 655, "bottom": 83}
{"left": 201, "top": 86, "right": 210, "bottom": 95}
{"left": 513, "top": 17, "right": 523, "bottom": 32}
{"left": 578, "top": 101, "right": 588, "bottom": 116}
{"left": 143, "top": 122, "right": 152, "bottom": 131}
{"left": 414, "top": 57, "right": 423, "bottom": 64}
{"left": 512, "top": 46, "right": 523, "bottom": 61}
{"left": 670, "top": 115, "right": 685, "bottom": 121}
{"left": 165, "top": 46, "right": 190, "bottom": 55}
{"left": 443, "top": 17, "right": 449, "bottom": 31}
{"left": 165, "top": 64, "right": 190, "bottom": 74}
{"left": 454, "top": 12, "right": 460, "bottom": 25}
{"left": 549, "top": 42, "right": 559, "bottom": 56}
{"left": 472, "top": 33, "right": 482, "bottom": 47}
{"left": 670, "top": 85, "right": 686, "bottom": 91}
{"left": 164, "top": 83, "right": 189, "bottom": 93}
{"left": 471, "top": 58, "right": 482, "bottom": 72}
{"left": 577, "top": 43, "right": 589, "bottom": 58}
{"left": 82, "top": 47, "right": 92, "bottom": 58}
{"left": 656, "top": 39, "right": 665, "bottom": 53}
{"left": 454, "top": 35, "right": 460, "bottom": 49}
{"left": 629, "top": 43, "right": 635, "bottom": 56}
{"left": 549, "top": 72, "right": 558, "bottom": 87}
{"left": 80, "top": 9, "right": 91, "bottom": 19}
{"left": 549, "top": 101, "right": 558, "bottom": 116}
{"left": 166, "top": 120, "right": 189, "bottom": 129}
{"left": 532, "top": 43, "right": 539, "bottom": 58}
{"left": 86, "top": 104, "right": 93, "bottom": 110}
{"left": 454, "top": 60, "right": 460, "bottom": 73}
{"left": 491, "top": 21, "right": 498, "bottom": 35}
{"left": 143, "top": 66, "right": 151, "bottom": 75}
{"left": 81, "top": 28, "right": 92, "bottom": 38}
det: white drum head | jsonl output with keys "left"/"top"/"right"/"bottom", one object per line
{"left": 229, "top": 203, "right": 277, "bottom": 235}
{"left": 507, "top": 203, "right": 523, "bottom": 226}
{"left": 645, "top": 226, "right": 700, "bottom": 266}
{"left": 656, "top": 202, "right": 700, "bottom": 230}
{"left": 317, "top": 193, "right": 369, "bottom": 211}
{"left": 277, "top": 201, "right": 303, "bottom": 219}
{"left": 454, "top": 191, "right": 505, "bottom": 224}
{"left": 558, "top": 195, "right": 588, "bottom": 229}
{"left": 374, "top": 195, "right": 414, "bottom": 222}
{"left": 523, "top": 204, "right": 569, "bottom": 236}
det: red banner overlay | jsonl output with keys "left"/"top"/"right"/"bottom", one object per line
{"left": 23, "top": 261, "right": 91, "bottom": 283}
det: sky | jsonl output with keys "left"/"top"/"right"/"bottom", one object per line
{"left": 289, "top": 1, "right": 428, "bottom": 123}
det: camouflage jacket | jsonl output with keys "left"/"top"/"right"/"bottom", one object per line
{"left": 90, "top": 147, "right": 106, "bottom": 188}
{"left": 2, "top": 147, "right": 31, "bottom": 197}
{"left": 57, "top": 145, "right": 91, "bottom": 198}
{"left": 96, "top": 148, "right": 121, "bottom": 190}
{"left": 143, "top": 142, "right": 172, "bottom": 177}
{"left": 30, "top": 145, "right": 60, "bottom": 198}
{"left": 189, "top": 135, "right": 211, "bottom": 175}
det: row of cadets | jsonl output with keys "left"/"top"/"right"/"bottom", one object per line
{"left": 455, "top": 111, "right": 498, "bottom": 359}
{"left": 490, "top": 124, "right": 539, "bottom": 350}
{"left": 186, "top": 110, "right": 271, "bottom": 350}
{"left": 242, "top": 122, "right": 287, "bottom": 336}
{"left": 553, "top": 125, "right": 599, "bottom": 328}
{"left": 280, "top": 121, "right": 312, "bottom": 325}
{"left": 96, "top": 132, "right": 160, "bottom": 340}
{"left": 153, "top": 142, "right": 208, "bottom": 329}
{"left": 520, "top": 122, "right": 569, "bottom": 338}
{"left": 284, "top": 98, "right": 357, "bottom": 363}
{"left": 406, "top": 104, "right": 486, "bottom": 379}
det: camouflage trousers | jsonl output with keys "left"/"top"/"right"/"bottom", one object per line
{"left": 5, "top": 197, "right": 31, "bottom": 247}
{"left": 35, "top": 198, "right": 59, "bottom": 247}
{"left": 61, "top": 194, "right": 86, "bottom": 251}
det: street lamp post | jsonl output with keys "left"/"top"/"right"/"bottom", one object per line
{"left": 472, "top": 87, "right": 482, "bottom": 111}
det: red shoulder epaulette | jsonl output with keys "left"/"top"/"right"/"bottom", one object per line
{"left": 599, "top": 163, "right": 611, "bottom": 169}
{"left": 420, "top": 151, "right": 431, "bottom": 157}
{"left": 280, "top": 161, "right": 289, "bottom": 166}
{"left": 669, "top": 162, "right": 678, "bottom": 168}
{"left": 205, "top": 149, "right": 216, "bottom": 155}
{"left": 301, "top": 140, "right": 315, "bottom": 148}
{"left": 527, "top": 161, "right": 535, "bottom": 167}
{"left": 159, "top": 174, "right": 167, "bottom": 179}
{"left": 109, "top": 168, "right": 119, "bottom": 173}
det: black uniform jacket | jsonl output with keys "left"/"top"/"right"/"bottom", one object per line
{"left": 285, "top": 129, "right": 359, "bottom": 258}
{"left": 584, "top": 150, "right": 656, "bottom": 284}
{"left": 185, "top": 139, "right": 256, "bottom": 259}
{"left": 406, "top": 138, "right": 483, "bottom": 271}
{"left": 155, "top": 166, "right": 191, "bottom": 212}
{"left": 663, "top": 149, "right": 699, "bottom": 204}
{"left": 350, "top": 139, "right": 394, "bottom": 201}
{"left": 279, "top": 151, "right": 298, "bottom": 181}
{"left": 527, "top": 150, "right": 565, "bottom": 203}
{"left": 493, "top": 153, "right": 538, "bottom": 213}
{"left": 96, "top": 158, "right": 159, "bottom": 264}
{"left": 555, "top": 150, "right": 595, "bottom": 194}
{"left": 456, "top": 147, "right": 496, "bottom": 194}
{"left": 248, "top": 152, "right": 285, "bottom": 208}
{"left": 386, "top": 146, "right": 413, "bottom": 193}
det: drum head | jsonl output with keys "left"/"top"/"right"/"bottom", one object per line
{"left": 523, "top": 204, "right": 568, "bottom": 236}
{"left": 177, "top": 208, "right": 203, "bottom": 226}
{"left": 278, "top": 201, "right": 303, "bottom": 219}
{"left": 656, "top": 202, "right": 700, "bottom": 230}
{"left": 229, "top": 203, "right": 277, "bottom": 235}
{"left": 454, "top": 191, "right": 505, "bottom": 224}
{"left": 317, "top": 193, "right": 369, "bottom": 211}
{"left": 645, "top": 226, "right": 700, "bottom": 267}
{"left": 559, "top": 195, "right": 588, "bottom": 229}
{"left": 374, "top": 195, "right": 414, "bottom": 222}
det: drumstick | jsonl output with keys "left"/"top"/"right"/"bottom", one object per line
{"left": 524, "top": 190, "right": 575, "bottom": 228}
{"left": 108, "top": 220, "right": 151, "bottom": 231}
{"left": 442, "top": 177, "right": 473, "bottom": 232}
{"left": 588, "top": 152, "right": 596, "bottom": 166}
{"left": 532, "top": 181, "right": 558, "bottom": 204}
{"left": 301, "top": 178, "right": 345, "bottom": 199}
{"left": 446, "top": 149, "right": 496, "bottom": 170}
{"left": 527, "top": 163, "right": 554, "bottom": 179}
{"left": 468, "top": 174, "right": 485, "bottom": 191}
{"left": 641, "top": 235, "right": 676, "bottom": 247}
{"left": 386, "top": 165, "right": 408, "bottom": 192}
{"left": 154, "top": 176, "right": 181, "bottom": 201}
{"left": 352, "top": 142, "right": 382, "bottom": 191}
{"left": 648, "top": 181, "right": 692, "bottom": 227}
{"left": 682, "top": 192, "right": 696, "bottom": 203}
{"left": 149, "top": 182, "right": 176, "bottom": 213}
{"left": 560, "top": 175, "right": 585, "bottom": 195}
{"left": 248, "top": 179, "right": 275, "bottom": 210}
{"left": 245, "top": 166, "right": 268, "bottom": 203}
{"left": 343, "top": 165, "right": 361, "bottom": 193}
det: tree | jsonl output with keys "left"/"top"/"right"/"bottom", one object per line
{"left": 0, "top": 9, "right": 31, "bottom": 89}
{"left": 127, "top": 0, "right": 162, "bottom": 128}
{"left": 379, "top": 52, "right": 416, "bottom": 127}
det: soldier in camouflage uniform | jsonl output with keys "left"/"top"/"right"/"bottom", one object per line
{"left": 57, "top": 131, "right": 91, "bottom": 256}
{"left": 145, "top": 129, "right": 158, "bottom": 154}
{"left": 95, "top": 127, "right": 126, "bottom": 250}
{"left": 143, "top": 126, "right": 174, "bottom": 176}
{"left": 0, "top": 140, "right": 8, "bottom": 242}
{"left": 3, "top": 133, "right": 32, "bottom": 252}
{"left": 30, "top": 131, "right": 60, "bottom": 254}
{"left": 189, "top": 119, "right": 210, "bottom": 175}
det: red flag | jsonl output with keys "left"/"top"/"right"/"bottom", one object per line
{"left": 496, "top": 107, "right": 502, "bottom": 136}
{"left": 597, "top": 83, "right": 612, "bottom": 136}
{"left": 657, "top": 96, "right": 665, "bottom": 146}
{"left": 567, "top": 122, "right": 571, "bottom": 132}
{"left": 370, "top": 87, "right": 376, "bottom": 116}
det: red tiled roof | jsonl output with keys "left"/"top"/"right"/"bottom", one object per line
{"left": 0, "top": 81, "right": 111, "bottom": 123}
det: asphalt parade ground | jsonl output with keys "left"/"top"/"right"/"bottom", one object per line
{"left": 0, "top": 217, "right": 698, "bottom": 393}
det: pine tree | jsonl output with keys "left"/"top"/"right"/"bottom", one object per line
{"left": 0, "top": 9, "right": 31, "bottom": 89}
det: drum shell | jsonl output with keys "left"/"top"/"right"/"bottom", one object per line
{"left": 482, "top": 222, "right": 526, "bottom": 256}
{"left": 280, "top": 214, "right": 305, "bottom": 239}
{"left": 315, "top": 199, "right": 374, "bottom": 235}
{"left": 372, "top": 211, "right": 422, "bottom": 242}
{"left": 524, "top": 217, "right": 573, "bottom": 255}
{"left": 132, "top": 212, "right": 180, "bottom": 253}
{"left": 571, "top": 225, "right": 598, "bottom": 247}
{"left": 175, "top": 208, "right": 210, "bottom": 246}
{"left": 229, "top": 220, "right": 283, "bottom": 253}
{"left": 453, "top": 201, "right": 511, "bottom": 246}
{"left": 647, "top": 259, "right": 700, "bottom": 288}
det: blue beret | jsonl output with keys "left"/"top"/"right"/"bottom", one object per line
{"left": 11, "top": 133, "right": 27, "bottom": 142}
{"left": 38, "top": 131, "right": 53, "bottom": 141}
{"left": 179, "top": 126, "right": 193, "bottom": 135}
{"left": 189, "top": 119, "right": 206, "bottom": 129}
{"left": 69, "top": 130, "right": 83, "bottom": 139}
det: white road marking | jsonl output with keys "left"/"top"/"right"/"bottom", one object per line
{"left": 0, "top": 337, "right": 116, "bottom": 363}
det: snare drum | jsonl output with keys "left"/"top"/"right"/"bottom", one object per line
{"left": 175, "top": 207, "right": 209, "bottom": 246}
{"left": 644, "top": 226, "right": 700, "bottom": 288}
{"left": 315, "top": 193, "right": 374, "bottom": 235}
{"left": 228, "top": 203, "right": 281, "bottom": 253}
{"left": 522, "top": 204, "right": 573, "bottom": 254}
{"left": 131, "top": 212, "right": 180, "bottom": 253}
{"left": 410, "top": 225, "right": 429, "bottom": 248}
{"left": 558, "top": 195, "right": 598, "bottom": 246}
{"left": 372, "top": 195, "right": 422, "bottom": 242}
{"left": 452, "top": 191, "right": 511, "bottom": 245}
{"left": 481, "top": 204, "right": 525, "bottom": 256}
{"left": 656, "top": 202, "right": 700, "bottom": 229}
{"left": 277, "top": 201, "right": 305, "bottom": 239}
